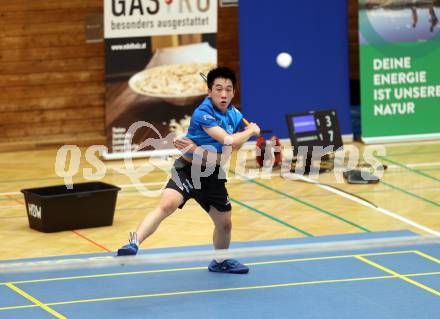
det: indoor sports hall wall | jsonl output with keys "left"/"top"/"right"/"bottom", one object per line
{"left": 0, "top": 1, "right": 240, "bottom": 152}
{"left": 239, "top": 0, "right": 352, "bottom": 138}
{"left": 0, "top": 1, "right": 360, "bottom": 152}
{"left": 0, "top": 1, "right": 105, "bottom": 151}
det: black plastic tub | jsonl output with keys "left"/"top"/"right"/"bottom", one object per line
{"left": 21, "top": 182, "right": 121, "bottom": 233}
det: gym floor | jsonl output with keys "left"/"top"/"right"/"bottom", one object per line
{"left": 0, "top": 140, "right": 439, "bottom": 318}
{"left": 1, "top": 231, "right": 439, "bottom": 319}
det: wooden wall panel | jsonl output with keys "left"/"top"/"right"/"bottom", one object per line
{"left": 0, "top": 57, "right": 103, "bottom": 74}
{"left": 0, "top": 82, "right": 104, "bottom": 100}
{"left": 0, "top": 8, "right": 99, "bottom": 24}
{"left": 0, "top": 1, "right": 100, "bottom": 12}
{"left": 0, "top": 71, "right": 102, "bottom": 87}
{"left": 0, "top": 45, "right": 103, "bottom": 62}
{"left": 0, "top": 2, "right": 359, "bottom": 151}
{"left": 0, "top": 34, "right": 89, "bottom": 50}
{"left": 0, "top": 106, "right": 104, "bottom": 125}
{"left": 3, "top": 119, "right": 104, "bottom": 138}
{"left": 0, "top": 0, "right": 104, "bottom": 151}
{"left": 217, "top": 5, "right": 240, "bottom": 106}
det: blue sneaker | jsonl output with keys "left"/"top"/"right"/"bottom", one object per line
{"left": 116, "top": 232, "right": 139, "bottom": 256}
{"left": 116, "top": 243, "right": 138, "bottom": 256}
{"left": 208, "top": 259, "right": 249, "bottom": 274}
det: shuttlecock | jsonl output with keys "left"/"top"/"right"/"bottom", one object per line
{"left": 276, "top": 52, "right": 292, "bottom": 69}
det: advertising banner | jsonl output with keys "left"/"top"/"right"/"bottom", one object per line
{"left": 104, "top": 0, "right": 217, "bottom": 157}
{"left": 359, "top": 0, "right": 440, "bottom": 143}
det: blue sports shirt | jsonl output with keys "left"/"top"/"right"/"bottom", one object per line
{"left": 185, "top": 97, "right": 244, "bottom": 155}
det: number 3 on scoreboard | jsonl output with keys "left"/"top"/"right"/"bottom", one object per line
{"left": 325, "top": 115, "right": 332, "bottom": 127}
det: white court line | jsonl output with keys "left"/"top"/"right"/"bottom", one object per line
{"left": 117, "top": 182, "right": 165, "bottom": 188}
{"left": 0, "top": 205, "right": 22, "bottom": 209}
{"left": 288, "top": 173, "right": 440, "bottom": 236}
{"left": 1, "top": 161, "right": 439, "bottom": 198}
{"left": 387, "top": 162, "right": 440, "bottom": 169}
{"left": 0, "top": 182, "right": 167, "bottom": 197}
{"left": 381, "top": 140, "right": 440, "bottom": 148}
{"left": 2, "top": 159, "right": 438, "bottom": 230}
{"left": 0, "top": 191, "right": 21, "bottom": 196}
{"left": 1, "top": 173, "right": 439, "bottom": 235}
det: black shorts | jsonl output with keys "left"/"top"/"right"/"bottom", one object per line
{"left": 165, "top": 157, "right": 232, "bottom": 213}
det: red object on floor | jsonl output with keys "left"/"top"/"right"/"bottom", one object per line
{"left": 256, "top": 135, "right": 282, "bottom": 167}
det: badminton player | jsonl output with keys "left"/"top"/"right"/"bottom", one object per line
{"left": 117, "top": 67, "right": 260, "bottom": 274}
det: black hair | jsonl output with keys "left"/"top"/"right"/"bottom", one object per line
{"left": 207, "top": 66, "right": 236, "bottom": 90}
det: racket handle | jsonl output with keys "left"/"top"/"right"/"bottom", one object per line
{"left": 242, "top": 118, "right": 260, "bottom": 137}
{"left": 242, "top": 118, "right": 250, "bottom": 126}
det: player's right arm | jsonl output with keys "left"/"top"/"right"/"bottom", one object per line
{"left": 203, "top": 123, "right": 260, "bottom": 149}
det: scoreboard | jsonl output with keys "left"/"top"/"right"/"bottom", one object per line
{"left": 285, "top": 109, "right": 343, "bottom": 154}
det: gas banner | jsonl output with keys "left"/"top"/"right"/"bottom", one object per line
{"left": 104, "top": 0, "right": 217, "bottom": 157}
